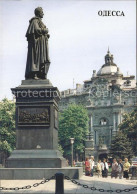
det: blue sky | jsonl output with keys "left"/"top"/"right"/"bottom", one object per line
{"left": 0, "top": 0, "right": 136, "bottom": 100}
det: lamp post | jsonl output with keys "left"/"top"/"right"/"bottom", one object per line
{"left": 70, "top": 138, "right": 74, "bottom": 167}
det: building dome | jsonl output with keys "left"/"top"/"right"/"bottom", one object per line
{"left": 97, "top": 50, "right": 122, "bottom": 76}
{"left": 97, "top": 65, "right": 118, "bottom": 75}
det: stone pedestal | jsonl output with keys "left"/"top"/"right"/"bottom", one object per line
{"left": 6, "top": 79, "right": 66, "bottom": 168}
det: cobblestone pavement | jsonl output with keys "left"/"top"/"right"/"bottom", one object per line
{"left": 0, "top": 175, "right": 137, "bottom": 194}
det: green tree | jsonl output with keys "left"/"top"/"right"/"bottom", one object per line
{"left": 109, "top": 131, "right": 133, "bottom": 160}
{"left": 59, "top": 104, "right": 89, "bottom": 160}
{"left": 58, "top": 144, "right": 64, "bottom": 155}
{"left": 119, "top": 108, "right": 137, "bottom": 155}
{"left": 0, "top": 98, "right": 16, "bottom": 166}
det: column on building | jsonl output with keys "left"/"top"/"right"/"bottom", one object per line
{"left": 120, "top": 110, "right": 123, "bottom": 123}
{"left": 90, "top": 114, "right": 95, "bottom": 143}
{"left": 90, "top": 114, "right": 93, "bottom": 133}
{"left": 110, "top": 126, "right": 113, "bottom": 145}
{"left": 112, "top": 112, "right": 116, "bottom": 136}
{"left": 117, "top": 111, "right": 121, "bottom": 128}
{"left": 115, "top": 110, "right": 122, "bottom": 131}
{"left": 113, "top": 110, "right": 121, "bottom": 135}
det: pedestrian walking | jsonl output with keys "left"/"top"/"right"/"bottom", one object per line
{"left": 111, "top": 158, "right": 119, "bottom": 178}
{"left": 118, "top": 159, "right": 123, "bottom": 179}
{"left": 89, "top": 156, "right": 94, "bottom": 177}
{"left": 101, "top": 158, "right": 108, "bottom": 178}
{"left": 123, "top": 158, "right": 130, "bottom": 179}
{"left": 85, "top": 158, "right": 91, "bottom": 176}
{"left": 96, "top": 160, "right": 102, "bottom": 177}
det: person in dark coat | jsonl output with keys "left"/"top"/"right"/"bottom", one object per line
{"left": 101, "top": 158, "right": 109, "bottom": 178}
{"left": 118, "top": 159, "right": 123, "bottom": 179}
{"left": 111, "top": 158, "right": 119, "bottom": 178}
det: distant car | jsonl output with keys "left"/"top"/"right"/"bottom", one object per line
{"left": 131, "top": 157, "right": 137, "bottom": 166}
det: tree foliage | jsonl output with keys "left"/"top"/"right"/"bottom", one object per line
{"left": 109, "top": 131, "right": 133, "bottom": 160}
{"left": 0, "top": 98, "right": 16, "bottom": 165}
{"left": 59, "top": 104, "right": 89, "bottom": 158}
{"left": 58, "top": 144, "right": 64, "bottom": 155}
{"left": 119, "top": 108, "right": 137, "bottom": 155}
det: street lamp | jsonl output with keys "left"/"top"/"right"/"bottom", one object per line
{"left": 70, "top": 138, "right": 74, "bottom": 167}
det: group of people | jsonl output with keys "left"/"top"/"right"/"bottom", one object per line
{"left": 85, "top": 157, "right": 131, "bottom": 179}
{"left": 111, "top": 158, "right": 130, "bottom": 179}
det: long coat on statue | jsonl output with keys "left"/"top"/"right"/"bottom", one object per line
{"left": 25, "top": 17, "right": 50, "bottom": 79}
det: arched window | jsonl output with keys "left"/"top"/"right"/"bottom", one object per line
{"left": 100, "top": 118, "right": 108, "bottom": 125}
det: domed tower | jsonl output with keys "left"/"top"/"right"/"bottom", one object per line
{"left": 104, "top": 48, "right": 115, "bottom": 67}
{"left": 97, "top": 49, "right": 122, "bottom": 76}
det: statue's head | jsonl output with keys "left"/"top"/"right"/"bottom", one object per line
{"left": 34, "top": 7, "right": 44, "bottom": 18}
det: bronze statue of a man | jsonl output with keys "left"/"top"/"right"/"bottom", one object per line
{"left": 25, "top": 7, "right": 50, "bottom": 79}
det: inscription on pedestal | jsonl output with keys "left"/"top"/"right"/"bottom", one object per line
{"left": 18, "top": 106, "right": 50, "bottom": 126}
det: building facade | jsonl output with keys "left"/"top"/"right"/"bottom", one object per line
{"left": 59, "top": 50, "right": 137, "bottom": 160}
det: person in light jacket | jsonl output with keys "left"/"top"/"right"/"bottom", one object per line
{"left": 101, "top": 158, "right": 109, "bottom": 178}
{"left": 96, "top": 160, "right": 102, "bottom": 177}
{"left": 123, "top": 158, "right": 130, "bottom": 179}
{"left": 89, "top": 156, "right": 95, "bottom": 177}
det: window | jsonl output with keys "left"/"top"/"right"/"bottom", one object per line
{"left": 100, "top": 118, "right": 107, "bottom": 125}
{"left": 124, "top": 80, "right": 131, "bottom": 86}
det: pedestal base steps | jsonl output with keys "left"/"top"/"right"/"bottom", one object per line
{"left": 6, "top": 150, "right": 67, "bottom": 168}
